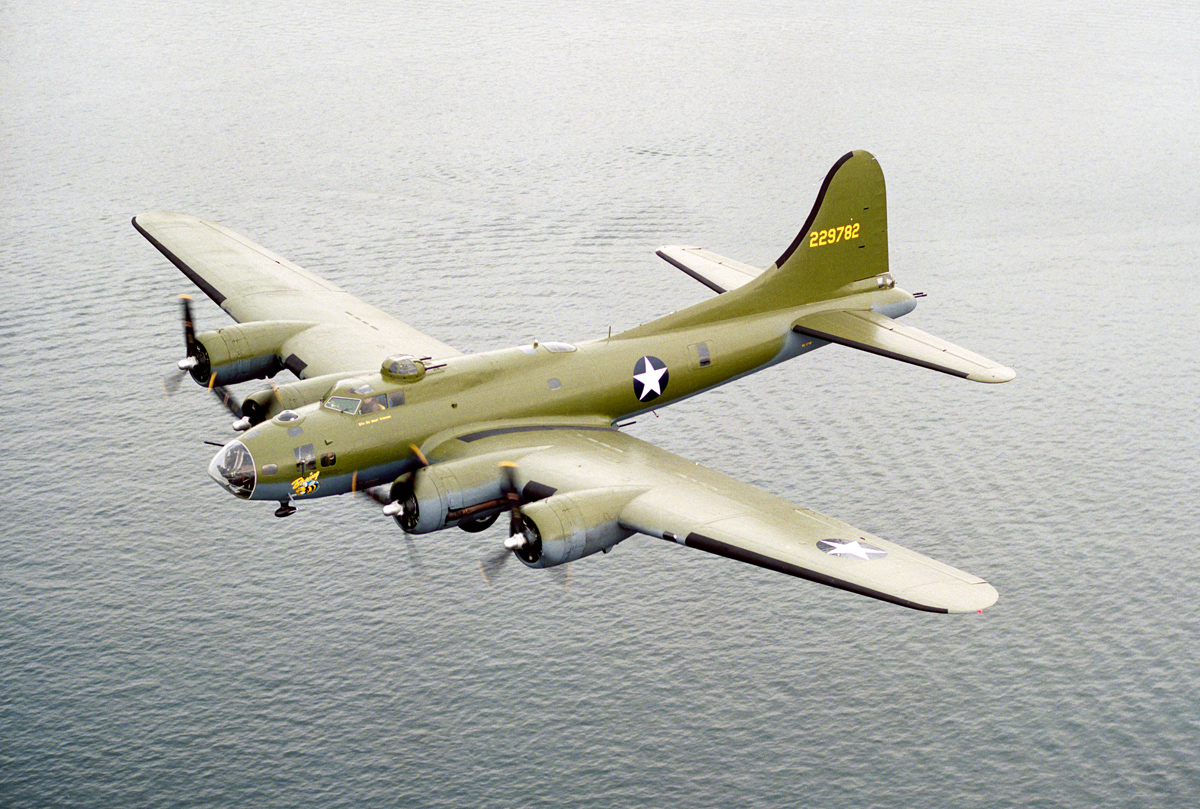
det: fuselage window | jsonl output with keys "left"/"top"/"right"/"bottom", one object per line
{"left": 320, "top": 452, "right": 336, "bottom": 468}
{"left": 325, "top": 396, "right": 361, "bottom": 414}
{"left": 388, "top": 390, "right": 406, "bottom": 407}
{"left": 294, "top": 444, "right": 317, "bottom": 473}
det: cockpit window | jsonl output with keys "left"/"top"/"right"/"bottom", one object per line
{"left": 324, "top": 396, "right": 361, "bottom": 414}
{"left": 362, "top": 393, "right": 388, "bottom": 413}
{"left": 350, "top": 383, "right": 375, "bottom": 396}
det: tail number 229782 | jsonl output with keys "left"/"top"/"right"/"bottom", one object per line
{"left": 809, "top": 222, "right": 860, "bottom": 248}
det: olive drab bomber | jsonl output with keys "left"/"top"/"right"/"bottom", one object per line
{"left": 136, "top": 151, "right": 1013, "bottom": 613}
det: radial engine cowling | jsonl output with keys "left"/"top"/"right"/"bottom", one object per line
{"left": 512, "top": 488, "right": 643, "bottom": 568}
{"left": 188, "top": 321, "right": 314, "bottom": 386}
{"left": 394, "top": 453, "right": 517, "bottom": 535}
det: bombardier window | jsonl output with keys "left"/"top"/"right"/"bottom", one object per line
{"left": 325, "top": 396, "right": 360, "bottom": 414}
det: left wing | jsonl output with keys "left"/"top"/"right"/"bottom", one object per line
{"left": 134, "top": 212, "right": 460, "bottom": 377}
{"left": 431, "top": 423, "right": 997, "bottom": 613}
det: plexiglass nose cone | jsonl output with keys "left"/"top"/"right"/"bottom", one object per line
{"left": 208, "top": 440, "right": 256, "bottom": 498}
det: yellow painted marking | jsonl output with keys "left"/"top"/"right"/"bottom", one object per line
{"left": 291, "top": 470, "right": 320, "bottom": 495}
{"left": 808, "top": 221, "right": 860, "bottom": 248}
{"left": 357, "top": 414, "right": 393, "bottom": 427}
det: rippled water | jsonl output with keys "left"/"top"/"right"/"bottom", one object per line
{"left": 3, "top": 2, "right": 1199, "bottom": 807}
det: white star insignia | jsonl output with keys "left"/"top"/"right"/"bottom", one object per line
{"left": 633, "top": 356, "right": 669, "bottom": 401}
{"left": 817, "top": 538, "right": 887, "bottom": 560}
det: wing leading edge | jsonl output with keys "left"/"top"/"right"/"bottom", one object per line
{"left": 134, "top": 212, "right": 460, "bottom": 378}
{"left": 432, "top": 424, "right": 997, "bottom": 613}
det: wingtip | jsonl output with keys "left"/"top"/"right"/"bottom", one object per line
{"left": 968, "top": 365, "right": 1017, "bottom": 384}
{"left": 905, "top": 579, "right": 999, "bottom": 613}
{"left": 950, "top": 581, "right": 999, "bottom": 614}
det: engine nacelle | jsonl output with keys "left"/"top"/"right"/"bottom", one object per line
{"left": 512, "top": 488, "right": 641, "bottom": 568}
{"left": 238, "top": 372, "right": 349, "bottom": 425}
{"left": 393, "top": 453, "right": 515, "bottom": 535}
{"left": 189, "top": 321, "right": 314, "bottom": 386}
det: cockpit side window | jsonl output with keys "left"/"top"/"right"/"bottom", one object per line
{"left": 362, "top": 393, "right": 389, "bottom": 413}
{"left": 324, "top": 396, "right": 361, "bottom": 414}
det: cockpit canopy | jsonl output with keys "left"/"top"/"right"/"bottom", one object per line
{"left": 323, "top": 378, "right": 406, "bottom": 415}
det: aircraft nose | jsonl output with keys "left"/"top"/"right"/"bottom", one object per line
{"left": 208, "top": 440, "right": 256, "bottom": 499}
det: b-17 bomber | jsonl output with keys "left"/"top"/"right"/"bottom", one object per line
{"left": 135, "top": 151, "right": 1013, "bottom": 613}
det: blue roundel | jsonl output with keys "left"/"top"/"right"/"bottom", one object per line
{"left": 632, "top": 356, "right": 669, "bottom": 402}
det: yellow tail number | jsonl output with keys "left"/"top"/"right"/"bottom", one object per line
{"left": 808, "top": 222, "right": 860, "bottom": 248}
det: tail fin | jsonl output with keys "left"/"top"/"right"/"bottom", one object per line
{"left": 759, "top": 150, "right": 890, "bottom": 306}
{"left": 617, "top": 151, "right": 894, "bottom": 340}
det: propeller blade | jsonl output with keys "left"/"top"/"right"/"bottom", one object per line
{"left": 478, "top": 546, "right": 510, "bottom": 585}
{"left": 356, "top": 486, "right": 428, "bottom": 581}
{"left": 180, "top": 294, "right": 197, "bottom": 358}
{"left": 403, "top": 535, "right": 429, "bottom": 581}
{"left": 359, "top": 484, "right": 389, "bottom": 505}
{"left": 498, "top": 461, "right": 526, "bottom": 547}
{"left": 163, "top": 368, "right": 186, "bottom": 395}
{"left": 164, "top": 295, "right": 199, "bottom": 396}
{"left": 549, "top": 564, "right": 571, "bottom": 592}
{"left": 208, "top": 376, "right": 243, "bottom": 419}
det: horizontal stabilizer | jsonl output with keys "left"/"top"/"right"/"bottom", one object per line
{"left": 793, "top": 309, "right": 1015, "bottom": 383}
{"left": 656, "top": 246, "right": 764, "bottom": 294}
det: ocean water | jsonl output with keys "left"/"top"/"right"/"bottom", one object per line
{"left": 2, "top": 2, "right": 1199, "bottom": 807}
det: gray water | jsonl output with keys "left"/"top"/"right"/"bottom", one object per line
{"left": 3, "top": 1, "right": 1199, "bottom": 807}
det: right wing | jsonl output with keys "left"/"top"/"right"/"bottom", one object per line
{"left": 134, "top": 212, "right": 461, "bottom": 378}
{"left": 432, "top": 423, "right": 998, "bottom": 613}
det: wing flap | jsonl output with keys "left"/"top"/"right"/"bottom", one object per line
{"left": 793, "top": 309, "right": 1014, "bottom": 383}
{"left": 656, "top": 246, "right": 764, "bottom": 294}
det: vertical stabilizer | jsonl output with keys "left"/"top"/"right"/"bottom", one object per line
{"left": 760, "top": 150, "right": 890, "bottom": 306}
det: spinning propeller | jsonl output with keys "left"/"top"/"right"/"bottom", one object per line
{"left": 479, "top": 462, "right": 566, "bottom": 589}
{"left": 478, "top": 462, "right": 529, "bottom": 582}
{"left": 359, "top": 484, "right": 429, "bottom": 581}
{"left": 164, "top": 295, "right": 251, "bottom": 431}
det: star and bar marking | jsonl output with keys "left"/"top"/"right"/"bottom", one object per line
{"left": 816, "top": 538, "right": 888, "bottom": 560}
{"left": 633, "top": 356, "right": 670, "bottom": 402}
